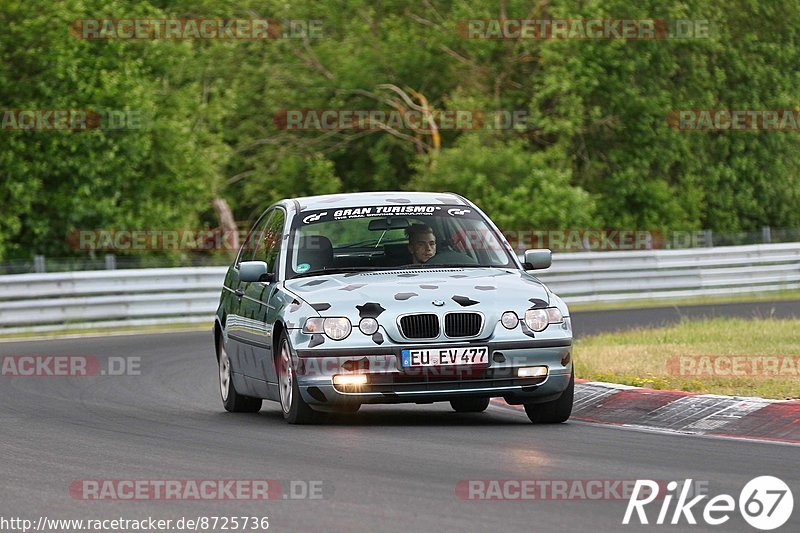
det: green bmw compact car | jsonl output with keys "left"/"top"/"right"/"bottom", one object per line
{"left": 214, "top": 192, "right": 573, "bottom": 424}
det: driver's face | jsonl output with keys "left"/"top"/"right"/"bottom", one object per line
{"left": 409, "top": 232, "right": 436, "bottom": 264}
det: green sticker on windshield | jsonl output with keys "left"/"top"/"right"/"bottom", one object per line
{"left": 296, "top": 263, "right": 311, "bottom": 273}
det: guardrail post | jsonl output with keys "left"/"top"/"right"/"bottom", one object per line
{"left": 33, "top": 255, "right": 45, "bottom": 273}
{"left": 104, "top": 254, "right": 116, "bottom": 270}
{"left": 762, "top": 226, "right": 771, "bottom": 243}
{"left": 703, "top": 229, "right": 713, "bottom": 248}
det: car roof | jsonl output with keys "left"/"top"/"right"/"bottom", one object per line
{"left": 286, "top": 191, "right": 468, "bottom": 212}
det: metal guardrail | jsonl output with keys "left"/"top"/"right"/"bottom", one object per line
{"left": 544, "top": 242, "right": 800, "bottom": 303}
{"left": 0, "top": 243, "right": 798, "bottom": 333}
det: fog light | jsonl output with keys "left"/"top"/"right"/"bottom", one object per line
{"left": 517, "top": 366, "right": 548, "bottom": 378}
{"left": 333, "top": 374, "right": 368, "bottom": 386}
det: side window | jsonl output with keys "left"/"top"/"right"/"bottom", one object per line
{"left": 254, "top": 209, "right": 286, "bottom": 274}
{"left": 237, "top": 211, "right": 272, "bottom": 266}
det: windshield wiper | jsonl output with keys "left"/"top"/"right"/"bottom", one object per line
{"left": 291, "top": 266, "right": 387, "bottom": 278}
{"left": 403, "top": 263, "right": 483, "bottom": 269}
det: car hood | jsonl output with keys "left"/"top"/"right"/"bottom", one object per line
{"left": 283, "top": 267, "right": 550, "bottom": 341}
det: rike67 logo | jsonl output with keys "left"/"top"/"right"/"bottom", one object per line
{"left": 624, "top": 476, "right": 794, "bottom": 530}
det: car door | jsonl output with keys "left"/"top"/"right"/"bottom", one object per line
{"left": 225, "top": 210, "right": 272, "bottom": 395}
{"left": 238, "top": 208, "right": 286, "bottom": 396}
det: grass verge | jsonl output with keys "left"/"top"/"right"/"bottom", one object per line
{"left": 0, "top": 322, "right": 209, "bottom": 341}
{"left": 568, "top": 288, "right": 800, "bottom": 311}
{"left": 574, "top": 317, "right": 800, "bottom": 400}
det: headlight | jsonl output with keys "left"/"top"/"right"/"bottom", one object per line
{"left": 546, "top": 307, "right": 563, "bottom": 323}
{"left": 524, "top": 307, "right": 564, "bottom": 332}
{"left": 359, "top": 317, "right": 379, "bottom": 335}
{"left": 303, "top": 317, "right": 352, "bottom": 340}
{"left": 501, "top": 311, "right": 519, "bottom": 329}
{"left": 303, "top": 318, "right": 324, "bottom": 334}
{"left": 524, "top": 309, "right": 548, "bottom": 331}
{"left": 323, "top": 317, "right": 351, "bottom": 340}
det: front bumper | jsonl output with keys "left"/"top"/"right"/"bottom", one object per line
{"left": 292, "top": 338, "right": 572, "bottom": 406}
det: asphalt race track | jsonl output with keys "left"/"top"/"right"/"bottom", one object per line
{"left": 1, "top": 302, "right": 799, "bottom": 532}
{"left": 572, "top": 299, "right": 800, "bottom": 337}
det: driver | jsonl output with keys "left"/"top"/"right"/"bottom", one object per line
{"left": 406, "top": 223, "right": 437, "bottom": 264}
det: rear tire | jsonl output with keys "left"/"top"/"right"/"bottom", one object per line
{"left": 450, "top": 397, "right": 490, "bottom": 413}
{"left": 277, "top": 333, "right": 321, "bottom": 424}
{"left": 523, "top": 370, "right": 573, "bottom": 424}
{"left": 219, "top": 337, "right": 262, "bottom": 413}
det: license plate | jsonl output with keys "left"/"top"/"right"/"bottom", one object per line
{"left": 401, "top": 346, "right": 488, "bottom": 367}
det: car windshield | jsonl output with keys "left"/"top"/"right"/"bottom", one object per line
{"left": 287, "top": 204, "right": 516, "bottom": 278}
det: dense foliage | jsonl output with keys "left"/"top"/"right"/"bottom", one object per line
{"left": 1, "top": 0, "right": 799, "bottom": 260}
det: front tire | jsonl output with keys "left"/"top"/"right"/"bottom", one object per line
{"left": 523, "top": 369, "right": 573, "bottom": 424}
{"left": 277, "top": 333, "right": 320, "bottom": 424}
{"left": 450, "top": 397, "right": 490, "bottom": 413}
{"left": 219, "top": 337, "right": 262, "bottom": 413}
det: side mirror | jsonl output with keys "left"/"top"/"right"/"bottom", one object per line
{"left": 523, "top": 249, "right": 552, "bottom": 270}
{"left": 239, "top": 261, "right": 274, "bottom": 282}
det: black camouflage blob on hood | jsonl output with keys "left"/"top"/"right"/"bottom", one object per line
{"left": 394, "top": 292, "right": 418, "bottom": 301}
{"left": 452, "top": 295, "right": 479, "bottom": 307}
{"left": 529, "top": 298, "right": 548, "bottom": 309}
{"left": 356, "top": 302, "right": 386, "bottom": 319}
{"left": 340, "top": 283, "right": 367, "bottom": 291}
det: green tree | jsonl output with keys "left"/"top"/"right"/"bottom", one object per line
{"left": 0, "top": 0, "right": 227, "bottom": 259}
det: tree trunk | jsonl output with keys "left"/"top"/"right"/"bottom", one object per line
{"left": 212, "top": 197, "right": 239, "bottom": 256}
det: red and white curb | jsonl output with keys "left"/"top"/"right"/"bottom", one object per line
{"left": 493, "top": 380, "right": 800, "bottom": 444}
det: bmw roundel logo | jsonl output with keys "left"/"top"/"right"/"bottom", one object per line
{"left": 432, "top": 300, "right": 445, "bottom": 306}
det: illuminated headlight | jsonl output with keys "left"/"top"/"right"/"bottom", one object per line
{"left": 303, "top": 317, "right": 352, "bottom": 340}
{"left": 501, "top": 311, "right": 519, "bottom": 329}
{"left": 359, "top": 317, "right": 379, "bottom": 335}
{"left": 524, "top": 309, "right": 549, "bottom": 331}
